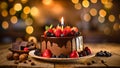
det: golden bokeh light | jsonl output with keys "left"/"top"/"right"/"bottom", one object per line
{"left": 104, "top": 2, "right": 113, "bottom": 9}
{"left": 42, "top": 0, "right": 53, "bottom": 5}
{"left": 74, "top": 3, "right": 82, "bottom": 10}
{"left": 101, "top": 0, "right": 108, "bottom": 4}
{"left": 9, "top": 8, "right": 16, "bottom": 15}
{"left": 30, "top": 7, "right": 39, "bottom": 16}
{"left": 21, "top": 0, "right": 28, "bottom": 4}
{"left": 10, "top": 16, "right": 18, "bottom": 24}
{"left": 0, "top": 2, "right": 8, "bottom": 9}
{"left": 104, "top": 27, "right": 111, "bottom": 35}
{"left": 28, "top": 36, "right": 37, "bottom": 43}
{"left": 2, "top": 21, "right": 9, "bottom": 29}
{"left": 23, "top": 6, "right": 31, "bottom": 14}
{"left": 83, "top": 13, "right": 91, "bottom": 22}
{"left": 98, "top": 16, "right": 105, "bottom": 23}
{"left": 82, "top": 0, "right": 90, "bottom": 8}
{"left": 26, "top": 26, "right": 34, "bottom": 34}
{"left": 113, "top": 23, "right": 119, "bottom": 31}
{"left": 1, "top": 10, "right": 8, "bottom": 17}
{"left": 21, "top": 13, "right": 28, "bottom": 20}
{"left": 72, "top": 0, "right": 79, "bottom": 4}
{"left": 25, "top": 17, "right": 33, "bottom": 25}
{"left": 99, "top": 9, "right": 107, "bottom": 17}
{"left": 90, "top": 0, "right": 97, "bottom": 3}
{"left": 108, "top": 15, "right": 115, "bottom": 22}
{"left": 89, "top": 8, "right": 97, "bottom": 16}
{"left": 14, "top": 3, "right": 22, "bottom": 11}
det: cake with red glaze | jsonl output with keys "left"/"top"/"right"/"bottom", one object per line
{"left": 40, "top": 25, "right": 84, "bottom": 57}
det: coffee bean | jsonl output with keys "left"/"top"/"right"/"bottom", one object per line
{"left": 31, "top": 62, "right": 35, "bottom": 65}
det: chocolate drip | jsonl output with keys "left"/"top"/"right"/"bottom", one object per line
{"left": 40, "top": 35, "right": 75, "bottom": 48}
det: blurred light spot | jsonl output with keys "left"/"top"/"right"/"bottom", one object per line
{"left": 8, "top": 0, "right": 14, "bottom": 2}
{"left": 9, "top": 8, "right": 16, "bottom": 15}
{"left": 72, "top": 0, "right": 79, "bottom": 4}
{"left": 14, "top": 3, "right": 22, "bottom": 11}
{"left": 30, "top": 7, "right": 39, "bottom": 16}
{"left": 89, "top": 8, "right": 97, "bottom": 16}
{"left": 0, "top": 2, "right": 8, "bottom": 9}
{"left": 25, "top": 17, "right": 33, "bottom": 25}
{"left": 28, "top": 36, "right": 37, "bottom": 43}
{"left": 104, "top": 2, "right": 113, "bottom": 9}
{"left": 90, "top": 0, "right": 97, "bottom": 3}
{"left": 10, "top": 16, "right": 18, "bottom": 24}
{"left": 74, "top": 3, "right": 82, "bottom": 10}
{"left": 23, "top": 6, "right": 30, "bottom": 14}
{"left": 113, "top": 23, "right": 119, "bottom": 31}
{"left": 101, "top": 0, "right": 108, "bottom": 4}
{"left": 104, "top": 27, "right": 111, "bottom": 35}
{"left": 82, "top": 0, "right": 90, "bottom": 8}
{"left": 1, "top": 10, "right": 8, "bottom": 17}
{"left": 21, "top": 13, "right": 28, "bottom": 20}
{"left": 26, "top": 26, "right": 34, "bottom": 34}
{"left": 52, "top": 4, "right": 63, "bottom": 15}
{"left": 98, "top": 16, "right": 105, "bottom": 23}
{"left": 108, "top": 15, "right": 115, "bottom": 22}
{"left": 21, "top": 0, "right": 28, "bottom": 4}
{"left": 2, "top": 21, "right": 9, "bottom": 29}
{"left": 99, "top": 9, "right": 107, "bottom": 17}
{"left": 83, "top": 13, "right": 91, "bottom": 22}
{"left": 42, "top": 0, "right": 53, "bottom": 5}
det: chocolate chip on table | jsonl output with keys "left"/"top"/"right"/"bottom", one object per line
{"left": 23, "top": 61, "right": 27, "bottom": 64}
{"left": 101, "top": 60, "right": 105, "bottom": 63}
{"left": 31, "top": 62, "right": 35, "bottom": 65}
{"left": 28, "top": 59, "right": 32, "bottom": 62}
{"left": 91, "top": 60, "right": 95, "bottom": 63}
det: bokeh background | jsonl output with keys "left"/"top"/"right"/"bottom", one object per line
{"left": 0, "top": 0, "right": 120, "bottom": 44}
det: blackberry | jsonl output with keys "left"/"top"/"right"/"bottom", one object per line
{"left": 34, "top": 49, "right": 41, "bottom": 56}
{"left": 58, "top": 54, "right": 66, "bottom": 58}
{"left": 52, "top": 55, "right": 56, "bottom": 58}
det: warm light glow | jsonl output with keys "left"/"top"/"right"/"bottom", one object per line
{"left": 101, "top": 0, "right": 108, "bottom": 4}
{"left": 0, "top": 2, "right": 8, "bottom": 9}
{"left": 83, "top": 13, "right": 91, "bottom": 22}
{"left": 21, "top": 0, "right": 28, "bottom": 4}
{"left": 99, "top": 9, "right": 107, "bottom": 17}
{"left": 61, "top": 17, "right": 64, "bottom": 25}
{"left": 25, "top": 17, "right": 33, "bottom": 25}
{"left": 9, "top": 8, "right": 16, "bottom": 15}
{"left": 72, "top": 0, "right": 79, "bottom": 4}
{"left": 21, "top": 13, "right": 28, "bottom": 20}
{"left": 90, "top": 0, "right": 97, "bottom": 3}
{"left": 28, "top": 36, "right": 37, "bottom": 43}
{"left": 42, "top": 0, "right": 53, "bottom": 5}
{"left": 98, "top": 16, "right": 105, "bottom": 23}
{"left": 23, "top": 6, "right": 31, "bottom": 14}
{"left": 104, "top": 2, "right": 113, "bottom": 9}
{"left": 113, "top": 23, "right": 119, "bottom": 31}
{"left": 104, "top": 27, "right": 111, "bottom": 35}
{"left": 108, "top": 15, "right": 115, "bottom": 22}
{"left": 74, "top": 3, "right": 82, "bottom": 10}
{"left": 2, "top": 21, "right": 9, "bottom": 29}
{"left": 82, "top": 0, "right": 90, "bottom": 8}
{"left": 30, "top": 7, "right": 39, "bottom": 16}
{"left": 51, "top": 4, "right": 63, "bottom": 15}
{"left": 14, "top": 3, "right": 22, "bottom": 11}
{"left": 1, "top": 10, "right": 8, "bottom": 17}
{"left": 89, "top": 8, "right": 97, "bottom": 16}
{"left": 26, "top": 26, "right": 34, "bottom": 34}
{"left": 10, "top": 16, "right": 18, "bottom": 24}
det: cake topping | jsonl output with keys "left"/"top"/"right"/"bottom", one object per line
{"left": 44, "top": 25, "right": 80, "bottom": 37}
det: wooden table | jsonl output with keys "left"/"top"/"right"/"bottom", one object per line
{"left": 0, "top": 43, "right": 120, "bottom": 68}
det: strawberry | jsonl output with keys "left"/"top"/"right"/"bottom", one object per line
{"left": 63, "top": 26, "right": 71, "bottom": 36}
{"left": 24, "top": 47, "right": 29, "bottom": 51}
{"left": 54, "top": 28, "right": 62, "bottom": 37}
{"left": 42, "top": 49, "right": 52, "bottom": 58}
{"left": 70, "top": 50, "right": 79, "bottom": 58}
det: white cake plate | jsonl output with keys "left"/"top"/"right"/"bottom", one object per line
{"left": 29, "top": 50, "right": 95, "bottom": 62}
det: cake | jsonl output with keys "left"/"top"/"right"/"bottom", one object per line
{"left": 40, "top": 25, "right": 86, "bottom": 58}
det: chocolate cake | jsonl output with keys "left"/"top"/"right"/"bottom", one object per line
{"left": 40, "top": 35, "right": 83, "bottom": 56}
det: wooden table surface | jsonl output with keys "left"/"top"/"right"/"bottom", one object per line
{"left": 0, "top": 43, "right": 120, "bottom": 68}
